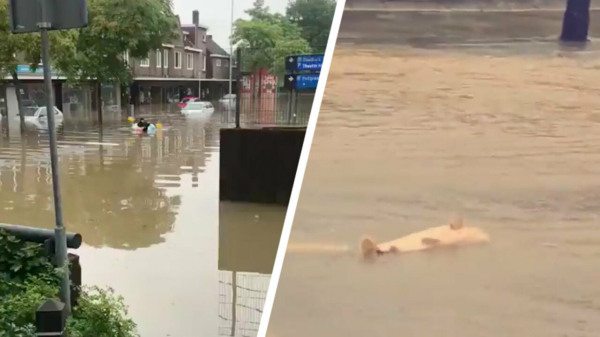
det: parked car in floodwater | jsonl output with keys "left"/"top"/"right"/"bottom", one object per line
{"left": 178, "top": 97, "right": 199, "bottom": 108}
{"left": 22, "top": 106, "right": 64, "bottom": 128}
{"left": 22, "top": 99, "right": 39, "bottom": 115}
{"left": 219, "top": 94, "right": 236, "bottom": 112}
{"left": 181, "top": 101, "right": 215, "bottom": 122}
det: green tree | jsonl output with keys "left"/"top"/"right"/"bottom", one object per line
{"left": 58, "top": 0, "right": 177, "bottom": 85}
{"left": 233, "top": 0, "right": 310, "bottom": 74}
{"left": 0, "top": 1, "right": 79, "bottom": 133}
{"left": 54, "top": 0, "right": 178, "bottom": 122}
{"left": 286, "top": 0, "right": 336, "bottom": 49}
{"left": 0, "top": 1, "right": 44, "bottom": 133}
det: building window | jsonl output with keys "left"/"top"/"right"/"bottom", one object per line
{"left": 174, "top": 51, "right": 181, "bottom": 69}
{"left": 216, "top": 59, "right": 222, "bottom": 67}
{"left": 203, "top": 54, "right": 206, "bottom": 71}
{"left": 202, "top": 34, "right": 206, "bottom": 42}
{"left": 140, "top": 57, "right": 149, "bottom": 67}
{"left": 156, "top": 50, "right": 161, "bottom": 68}
{"left": 187, "top": 53, "right": 193, "bottom": 70}
{"left": 164, "top": 50, "right": 168, "bottom": 68}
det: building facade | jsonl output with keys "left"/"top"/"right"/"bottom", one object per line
{"left": 0, "top": 9, "right": 236, "bottom": 122}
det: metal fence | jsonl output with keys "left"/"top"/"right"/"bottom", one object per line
{"left": 218, "top": 45, "right": 326, "bottom": 128}
{"left": 219, "top": 91, "right": 315, "bottom": 127}
{"left": 219, "top": 271, "right": 271, "bottom": 337}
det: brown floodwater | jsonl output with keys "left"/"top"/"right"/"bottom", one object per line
{"left": 0, "top": 112, "right": 285, "bottom": 337}
{"left": 267, "top": 9, "right": 600, "bottom": 337}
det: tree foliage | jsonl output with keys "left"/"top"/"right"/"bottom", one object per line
{"left": 232, "top": 0, "right": 311, "bottom": 74}
{"left": 0, "top": 1, "right": 41, "bottom": 77}
{"left": 0, "top": 0, "right": 177, "bottom": 86}
{"left": 0, "top": 1, "right": 73, "bottom": 132}
{"left": 286, "top": 0, "right": 336, "bottom": 48}
{"left": 56, "top": 0, "right": 179, "bottom": 85}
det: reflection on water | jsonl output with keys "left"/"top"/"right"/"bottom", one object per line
{"left": 269, "top": 9, "right": 600, "bottom": 337}
{"left": 0, "top": 113, "right": 284, "bottom": 337}
{"left": 219, "top": 202, "right": 285, "bottom": 337}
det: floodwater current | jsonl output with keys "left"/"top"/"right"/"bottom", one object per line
{"left": 268, "top": 7, "right": 600, "bottom": 337}
{"left": 0, "top": 112, "right": 284, "bottom": 337}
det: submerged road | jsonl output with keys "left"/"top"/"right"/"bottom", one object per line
{"left": 0, "top": 111, "right": 284, "bottom": 337}
{"left": 338, "top": 8, "right": 600, "bottom": 46}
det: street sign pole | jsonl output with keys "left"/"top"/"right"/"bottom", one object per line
{"left": 38, "top": 0, "right": 71, "bottom": 315}
{"left": 288, "top": 87, "right": 294, "bottom": 124}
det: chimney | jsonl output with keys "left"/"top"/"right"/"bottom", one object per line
{"left": 193, "top": 10, "right": 199, "bottom": 27}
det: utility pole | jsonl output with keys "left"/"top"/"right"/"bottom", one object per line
{"left": 229, "top": 0, "right": 235, "bottom": 120}
{"left": 38, "top": 0, "right": 71, "bottom": 314}
{"left": 9, "top": 0, "right": 88, "bottom": 317}
{"left": 560, "top": 0, "right": 591, "bottom": 42}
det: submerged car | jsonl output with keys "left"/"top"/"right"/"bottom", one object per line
{"left": 22, "top": 106, "right": 64, "bottom": 128}
{"left": 21, "top": 99, "right": 39, "bottom": 115}
{"left": 178, "top": 97, "right": 199, "bottom": 108}
{"left": 181, "top": 101, "right": 215, "bottom": 121}
{"left": 218, "top": 94, "right": 236, "bottom": 112}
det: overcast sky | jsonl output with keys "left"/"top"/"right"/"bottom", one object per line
{"left": 173, "top": 0, "right": 288, "bottom": 52}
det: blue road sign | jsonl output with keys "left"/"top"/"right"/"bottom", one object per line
{"left": 286, "top": 54, "right": 324, "bottom": 73}
{"left": 285, "top": 74, "right": 320, "bottom": 90}
{"left": 296, "top": 74, "right": 320, "bottom": 89}
{"left": 297, "top": 55, "right": 324, "bottom": 71}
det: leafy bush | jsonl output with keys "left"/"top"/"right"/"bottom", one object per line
{"left": 0, "top": 230, "right": 57, "bottom": 284}
{"left": 67, "top": 286, "right": 138, "bottom": 337}
{"left": 0, "top": 231, "right": 138, "bottom": 337}
{"left": 0, "top": 276, "right": 59, "bottom": 337}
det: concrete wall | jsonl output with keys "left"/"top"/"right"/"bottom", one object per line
{"left": 220, "top": 127, "right": 306, "bottom": 205}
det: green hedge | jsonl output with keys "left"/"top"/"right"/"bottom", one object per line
{"left": 0, "top": 231, "right": 138, "bottom": 337}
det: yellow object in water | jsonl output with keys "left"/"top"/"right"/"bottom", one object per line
{"left": 127, "top": 117, "right": 135, "bottom": 122}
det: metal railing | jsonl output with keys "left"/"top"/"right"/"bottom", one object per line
{"left": 219, "top": 271, "right": 270, "bottom": 337}
{"left": 220, "top": 91, "right": 314, "bottom": 127}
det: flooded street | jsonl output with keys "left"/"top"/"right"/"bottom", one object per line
{"left": 0, "top": 113, "right": 284, "bottom": 337}
{"left": 268, "top": 9, "right": 600, "bottom": 337}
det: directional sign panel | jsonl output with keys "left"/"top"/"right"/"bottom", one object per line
{"left": 285, "top": 74, "right": 320, "bottom": 90}
{"left": 285, "top": 54, "right": 324, "bottom": 73}
{"left": 296, "top": 74, "right": 320, "bottom": 89}
{"left": 8, "top": 0, "right": 88, "bottom": 34}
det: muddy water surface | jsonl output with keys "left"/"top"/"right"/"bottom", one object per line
{"left": 0, "top": 114, "right": 284, "bottom": 337}
{"left": 268, "top": 11, "right": 600, "bottom": 337}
